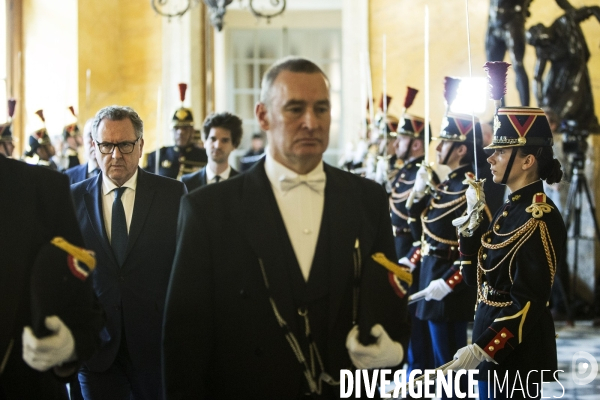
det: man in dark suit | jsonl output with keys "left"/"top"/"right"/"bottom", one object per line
{"left": 163, "top": 57, "right": 410, "bottom": 399}
{"left": 71, "top": 106, "right": 186, "bottom": 400}
{"left": 65, "top": 119, "right": 100, "bottom": 185}
{"left": 181, "top": 112, "right": 242, "bottom": 192}
{"left": 0, "top": 155, "right": 104, "bottom": 399}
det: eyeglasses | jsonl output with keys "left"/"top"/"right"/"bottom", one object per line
{"left": 95, "top": 138, "right": 140, "bottom": 154}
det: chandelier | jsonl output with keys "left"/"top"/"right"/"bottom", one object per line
{"left": 151, "top": 0, "right": 286, "bottom": 31}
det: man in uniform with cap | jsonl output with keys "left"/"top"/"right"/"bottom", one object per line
{"left": 0, "top": 99, "right": 16, "bottom": 158}
{"left": 0, "top": 155, "right": 104, "bottom": 399}
{"left": 181, "top": 112, "right": 242, "bottom": 192}
{"left": 24, "top": 110, "right": 58, "bottom": 171}
{"left": 407, "top": 112, "right": 490, "bottom": 398}
{"left": 65, "top": 119, "right": 100, "bottom": 185}
{"left": 145, "top": 84, "right": 207, "bottom": 179}
{"left": 390, "top": 105, "right": 436, "bottom": 377}
{"left": 58, "top": 106, "right": 83, "bottom": 171}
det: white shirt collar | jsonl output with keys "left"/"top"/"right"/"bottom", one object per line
{"left": 206, "top": 164, "right": 231, "bottom": 181}
{"left": 102, "top": 168, "right": 139, "bottom": 196}
{"left": 264, "top": 149, "right": 325, "bottom": 195}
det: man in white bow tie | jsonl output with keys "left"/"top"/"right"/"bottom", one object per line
{"left": 163, "top": 56, "right": 410, "bottom": 399}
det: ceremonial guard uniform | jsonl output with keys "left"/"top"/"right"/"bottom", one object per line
{"left": 24, "top": 110, "right": 59, "bottom": 171}
{"left": 145, "top": 84, "right": 207, "bottom": 179}
{"left": 390, "top": 99, "right": 437, "bottom": 375}
{"left": 58, "top": 106, "right": 82, "bottom": 171}
{"left": 0, "top": 100, "right": 16, "bottom": 158}
{"left": 459, "top": 107, "right": 566, "bottom": 399}
{"left": 408, "top": 113, "right": 490, "bottom": 397}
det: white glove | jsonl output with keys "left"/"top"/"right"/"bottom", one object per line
{"left": 399, "top": 256, "right": 416, "bottom": 273}
{"left": 22, "top": 316, "right": 76, "bottom": 371}
{"left": 424, "top": 278, "right": 452, "bottom": 301}
{"left": 406, "top": 165, "right": 429, "bottom": 209}
{"left": 452, "top": 184, "right": 486, "bottom": 236}
{"left": 346, "top": 324, "right": 404, "bottom": 369}
{"left": 440, "top": 344, "right": 496, "bottom": 374}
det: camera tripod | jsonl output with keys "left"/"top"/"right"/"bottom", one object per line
{"left": 562, "top": 146, "right": 600, "bottom": 299}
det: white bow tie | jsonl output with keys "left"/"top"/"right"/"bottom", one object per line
{"left": 279, "top": 172, "right": 326, "bottom": 194}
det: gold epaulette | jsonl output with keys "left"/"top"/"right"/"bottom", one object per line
{"left": 525, "top": 193, "right": 553, "bottom": 219}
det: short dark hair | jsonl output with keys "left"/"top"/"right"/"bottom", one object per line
{"left": 92, "top": 106, "right": 143, "bottom": 141}
{"left": 202, "top": 112, "right": 243, "bottom": 147}
{"left": 259, "top": 57, "right": 329, "bottom": 105}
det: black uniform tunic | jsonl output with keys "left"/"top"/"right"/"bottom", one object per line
{"left": 409, "top": 165, "right": 483, "bottom": 322}
{"left": 145, "top": 145, "right": 207, "bottom": 179}
{"left": 459, "top": 180, "right": 566, "bottom": 381}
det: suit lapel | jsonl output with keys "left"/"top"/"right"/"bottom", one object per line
{"left": 322, "top": 165, "right": 362, "bottom": 333}
{"left": 200, "top": 167, "right": 207, "bottom": 186}
{"left": 126, "top": 168, "right": 155, "bottom": 261}
{"left": 83, "top": 174, "right": 117, "bottom": 265}
{"left": 237, "top": 159, "right": 299, "bottom": 333}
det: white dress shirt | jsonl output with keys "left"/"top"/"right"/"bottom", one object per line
{"left": 264, "top": 152, "right": 325, "bottom": 281}
{"left": 101, "top": 169, "right": 138, "bottom": 244}
{"left": 206, "top": 164, "right": 232, "bottom": 184}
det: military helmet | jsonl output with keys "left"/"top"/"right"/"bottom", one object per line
{"left": 396, "top": 114, "right": 428, "bottom": 139}
{"left": 172, "top": 83, "right": 194, "bottom": 127}
{"left": 25, "top": 110, "right": 51, "bottom": 157}
{"left": 485, "top": 107, "right": 553, "bottom": 149}
{"left": 63, "top": 106, "right": 81, "bottom": 141}
{"left": 435, "top": 112, "right": 482, "bottom": 145}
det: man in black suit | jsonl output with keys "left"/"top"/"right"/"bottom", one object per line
{"left": 181, "top": 112, "right": 242, "bottom": 192}
{"left": 65, "top": 119, "right": 100, "bottom": 185}
{"left": 163, "top": 57, "right": 410, "bottom": 399}
{"left": 71, "top": 106, "right": 186, "bottom": 400}
{"left": 0, "top": 155, "right": 104, "bottom": 399}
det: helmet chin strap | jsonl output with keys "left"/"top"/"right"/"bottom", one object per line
{"left": 500, "top": 147, "right": 519, "bottom": 185}
{"left": 401, "top": 138, "right": 414, "bottom": 161}
{"left": 442, "top": 141, "right": 458, "bottom": 166}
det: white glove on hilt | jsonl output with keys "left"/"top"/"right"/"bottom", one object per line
{"left": 406, "top": 164, "right": 430, "bottom": 209}
{"left": 424, "top": 278, "right": 452, "bottom": 301}
{"left": 346, "top": 324, "right": 404, "bottom": 369}
{"left": 452, "top": 180, "right": 486, "bottom": 236}
{"left": 22, "top": 316, "right": 76, "bottom": 371}
{"left": 398, "top": 256, "right": 416, "bottom": 273}
{"left": 440, "top": 344, "right": 497, "bottom": 374}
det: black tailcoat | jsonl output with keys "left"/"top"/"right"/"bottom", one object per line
{"left": 163, "top": 159, "right": 410, "bottom": 399}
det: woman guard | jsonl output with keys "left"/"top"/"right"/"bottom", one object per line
{"left": 445, "top": 62, "right": 567, "bottom": 400}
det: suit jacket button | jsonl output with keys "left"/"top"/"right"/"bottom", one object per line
{"left": 119, "top": 275, "right": 125, "bottom": 282}
{"left": 255, "top": 347, "right": 264, "bottom": 356}
{"left": 240, "top": 289, "right": 248, "bottom": 298}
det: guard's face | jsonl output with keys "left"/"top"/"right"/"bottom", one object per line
{"left": 257, "top": 71, "right": 330, "bottom": 172}
{"left": 436, "top": 140, "right": 455, "bottom": 166}
{"left": 487, "top": 148, "right": 514, "bottom": 184}
{"left": 37, "top": 143, "right": 56, "bottom": 160}
{"left": 173, "top": 126, "right": 194, "bottom": 147}
{"left": 205, "top": 127, "right": 235, "bottom": 165}
{"left": 395, "top": 135, "right": 411, "bottom": 159}
{"left": 94, "top": 118, "right": 144, "bottom": 187}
